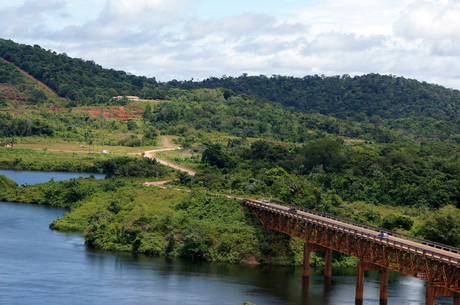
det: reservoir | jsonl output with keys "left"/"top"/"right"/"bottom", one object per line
{"left": 0, "top": 172, "right": 452, "bottom": 304}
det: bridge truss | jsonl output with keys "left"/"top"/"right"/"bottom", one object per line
{"left": 244, "top": 199, "right": 460, "bottom": 302}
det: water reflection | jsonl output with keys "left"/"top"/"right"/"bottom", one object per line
{"left": 298, "top": 267, "right": 440, "bottom": 305}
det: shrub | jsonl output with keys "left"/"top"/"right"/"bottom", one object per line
{"left": 381, "top": 213, "right": 413, "bottom": 231}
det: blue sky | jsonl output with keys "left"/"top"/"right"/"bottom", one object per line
{"left": 1, "top": 0, "right": 460, "bottom": 89}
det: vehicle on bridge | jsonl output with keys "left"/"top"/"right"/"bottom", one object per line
{"left": 289, "top": 207, "right": 297, "bottom": 213}
{"left": 378, "top": 232, "right": 389, "bottom": 238}
{"left": 261, "top": 199, "right": 270, "bottom": 205}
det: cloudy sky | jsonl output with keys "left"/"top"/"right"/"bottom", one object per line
{"left": 1, "top": 0, "right": 460, "bottom": 88}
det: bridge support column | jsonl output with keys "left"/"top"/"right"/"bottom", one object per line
{"left": 355, "top": 261, "right": 364, "bottom": 301}
{"left": 303, "top": 242, "right": 311, "bottom": 278}
{"left": 425, "top": 284, "right": 460, "bottom": 305}
{"left": 303, "top": 242, "right": 331, "bottom": 278}
{"left": 355, "top": 261, "right": 388, "bottom": 303}
{"left": 379, "top": 268, "right": 388, "bottom": 302}
{"left": 325, "top": 249, "right": 332, "bottom": 278}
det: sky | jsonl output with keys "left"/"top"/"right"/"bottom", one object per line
{"left": 1, "top": 0, "right": 460, "bottom": 89}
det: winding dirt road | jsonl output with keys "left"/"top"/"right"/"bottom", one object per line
{"left": 140, "top": 136, "right": 196, "bottom": 177}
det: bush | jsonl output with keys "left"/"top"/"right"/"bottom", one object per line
{"left": 416, "top": 205, "right": 460, "bottom": 247}
{"left": 381, "top": 213, "right": 413, "bottom": 231}
{"left": 0, "top": 174, "right": 18, "bottom": 190}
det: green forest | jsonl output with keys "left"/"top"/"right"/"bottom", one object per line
{"left": 1, "top": 38, "right": 460, "bottom": 265}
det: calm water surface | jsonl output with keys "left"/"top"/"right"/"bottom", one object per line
{"left": 0, "top": 171, "right": 452, "bottom": 304}
{"left": 0, "top": 169, "right": 105, "bottom": 185}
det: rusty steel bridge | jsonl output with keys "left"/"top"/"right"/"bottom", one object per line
{"left": 243, "top": 198, "right": 460, "bottom": 304}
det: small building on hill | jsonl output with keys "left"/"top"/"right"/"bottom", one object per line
{"left": 113, "top": 96, "right": 140, "bottom": 101}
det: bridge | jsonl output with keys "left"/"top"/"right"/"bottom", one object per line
{"left": 243, "top": 199, "right": 460, "bottom": 305}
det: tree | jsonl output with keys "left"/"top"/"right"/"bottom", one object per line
{"left": 222, "top": 89, "right": 234, "bottom": 100}
{"left": 9, "top": 137, "right": 17, "bottom": 147}
{"left": 381, "top": 213, "right": 413, "bottom": 231}
{"left": 127, "top": 120, "right": 137, "bottom": 131}
{"left": 201, "top": 143, "right": 231, "bottom": 169}
{"left": 143, "top": 103, "right": 152, "bottom": 122}
{"left": 102, "top": 160, "right": 117, "bottom": 178}
{"left": 261, "top": 166, "right": 288, "bottom": 186}
{"left": 416, "top": 205, "right": 460, "bottom": 247}
{"left": 304, "top": 139, "right": 343, "bottom": 172}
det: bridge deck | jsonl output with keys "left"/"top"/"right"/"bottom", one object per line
{"left": 244, "top": 198, "right": 460, "bottom": 300}
{"left": 247, "top": 199, "right": 460, "bottom": 265}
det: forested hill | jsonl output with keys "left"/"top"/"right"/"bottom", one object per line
{"left": 2, "top": 38, "right": 460, "bottom": 123}
{"left": 0, "top": 38, "right": 162, "bottom": 103}
{"left": 171, "top": 74, "right": 460, "bottom": 121}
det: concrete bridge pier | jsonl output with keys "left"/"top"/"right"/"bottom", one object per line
{"left": 425, "top": 284, "right": 460, "bottom": 305}
{"left": 302, "top": 242, "right": 333, "bottom": 278}
{"left": 355, "top": 261, "right": 388, "bottom": 303}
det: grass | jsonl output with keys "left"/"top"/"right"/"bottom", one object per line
{"left": 0, "top": 146, "right": 106, "bottom": 172}
{"left": 12, "top": 136, "right": 158, "bottom": 155}
{"left": 154, "top": 150, "right": 201, "bottom": 172}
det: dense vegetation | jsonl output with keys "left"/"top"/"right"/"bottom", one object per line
{"left": 0, "top": 59, "right": 53, "bottom": 104}
{"left": 0, "top": 108, "right": 159, "bottom": 147}
{"left": 0, "top": 147, "right": 170, "bottom": 178}
{"left": 194, "top": 139, "right": 460, "bottom": 209}
{"left": 3, "top": 38, "right": 460, "bottom": 137}
{"left": 0, "top": 174, "right": 17, "bottom": 189}
{"left": 2, "top": 37, "right": 460, "bottom": 265}
{"left": 0, "top": 177, "right": 345, "bottom": 266}
{"left": 0, "top": 38, "right": 162, "bottom": 104}
{"left": 3, "top": 38, "right": 460, "bottom": 143}
{"left": 149, "top": 88, "right": 401, "bottom": 144}
{"left": 173, "top": 73, "right": 460, "bottom": 121}
{"left": 171, "top": 138, "right": 460, "bottom": 247}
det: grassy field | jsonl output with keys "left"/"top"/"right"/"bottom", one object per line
{"left": 154, "top": 150, "right": 201, "bottom": 172}
{"left": 11, "top": 136, "right": 158, "bottom": 154}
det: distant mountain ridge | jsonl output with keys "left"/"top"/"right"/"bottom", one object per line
{"left": 171, "top": 74, "right": 460, "bottom": 121}
{"left": 2, "top": 38, "right": 460, "bottom": 124}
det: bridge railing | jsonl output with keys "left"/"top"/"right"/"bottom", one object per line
{"left": 243, "top": 199, "right": 460, "bottom": 266}
{"left": 269, "top": 199, "right": 460, "bottom": 255}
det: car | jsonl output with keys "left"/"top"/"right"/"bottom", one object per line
{"left": 289, "top": 207, "right": 297, "bottom": 213}
{"left": 262, "top": 199, "right": 270, "bottom": 205}
{"left": 144, "top": 181, "right": 149, "bottom": 186}
{"left": 378, "top": 232, "right": 389, "bottom": 238}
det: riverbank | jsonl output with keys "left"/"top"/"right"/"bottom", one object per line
{"left": 0, "top": 144, "right": 360, "bottom": 267}
{"left": 0, "top": 147, "right": 104, "bottom": 172}
{"left": 0, "top": 172, "right": 357, "bottom": 267}
{"left": 3, "top": 198, "right": 427, "bottom": 305}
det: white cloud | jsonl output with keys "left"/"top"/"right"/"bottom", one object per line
{"left": 184, "top": 13, "right": 307, "bottom": 39}
{"left": 394, "top": 0, "right": 460, "bottom": 41}
{"left": 306, "top": 32, "right": 386, "bottom": 53}
{"left": 0, "top": 0, "right": 66, "bottom": 37}
{"left": 2, "top": 0, "right": 460, "bottom": 89}
{"left": 98, "top": 0, "right": 198, "bottom": 27}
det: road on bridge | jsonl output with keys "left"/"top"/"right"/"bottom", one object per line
{"left": 254, "top": 199, "right": 460, "bottom": 264}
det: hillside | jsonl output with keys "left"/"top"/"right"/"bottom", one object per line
{"left": 4, "top": 38, "right": 460, "bottom": 143}
{"left": 0, "top": 57, "right": 58, "bottom": 106}
{"left": 2, "top": 38, "right": 460, "bottom": 125}
{"left": 172, "top": 74, "right": 460, "bottom": 121}
{"left": 0, "top": 38, "right": 160, "bottom": 104}
{"left": 2, "top": 38, "right": 460, "bottom": 261}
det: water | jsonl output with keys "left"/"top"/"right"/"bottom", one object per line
{"left": 0, "top": 169, "right": 105, "bottom": 185}
{"left": 0, "top": 171, "right": 454, "bottom": 304}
